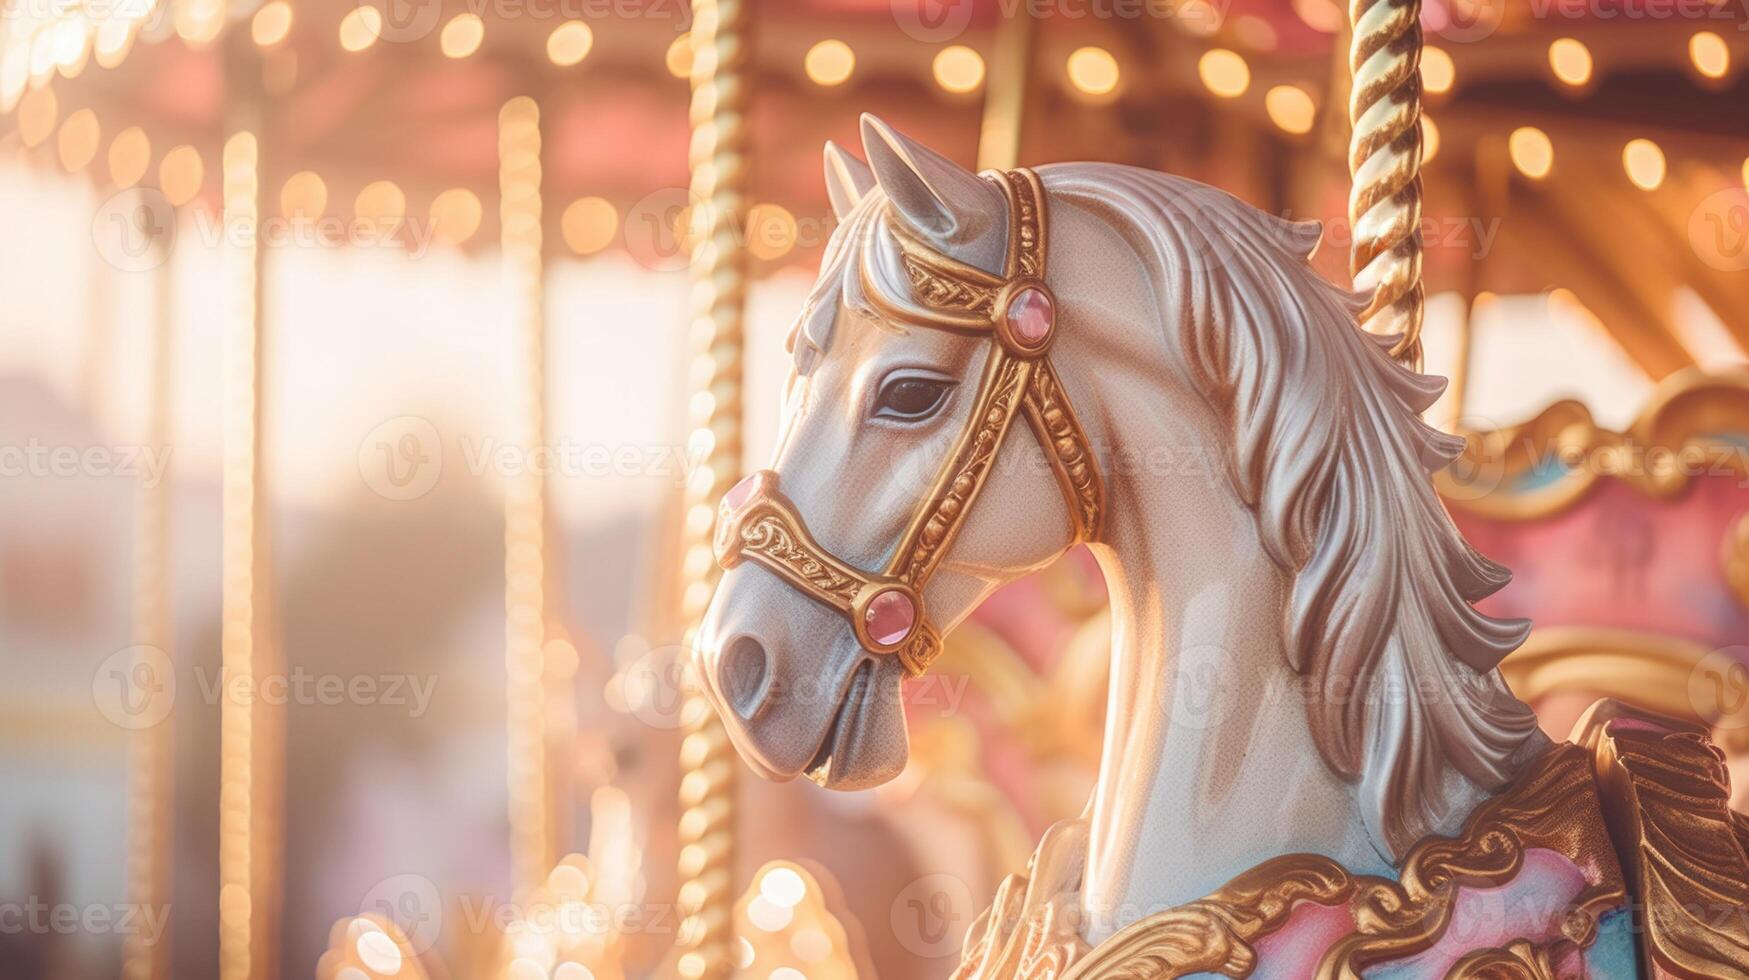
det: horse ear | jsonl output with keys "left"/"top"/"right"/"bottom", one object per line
{"left": 859, "top": 113, "right": 1007, "bottom": 268}
{"left": 823, "top": 140, "right": 874, "bottom": 221}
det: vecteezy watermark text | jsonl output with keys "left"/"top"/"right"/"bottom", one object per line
{"left": 0, "top": 440, "right": 171, "bottom": 487}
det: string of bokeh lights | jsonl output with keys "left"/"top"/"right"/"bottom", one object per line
{"left": 3, "top": 5, "right": 1745, "bottom": 261}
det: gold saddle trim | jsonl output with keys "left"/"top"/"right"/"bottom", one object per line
{"left": 957, "top": 702, "right": 1749, "bottom": 979}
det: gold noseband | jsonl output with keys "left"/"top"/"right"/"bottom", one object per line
{"left": 714, "top": 169, "right": 1105, "bottom": 677}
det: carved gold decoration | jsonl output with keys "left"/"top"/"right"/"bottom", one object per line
{"left": 898, "top": 248, "right": 1001, "bottom": 319}
{"left": 1024, "top": 362, "right": 1106, "bottom": 542}
{"left": 1063, "top": 856, "right": 1354, "bottom": 979}
{"left": 1725, "top": 512, "right": 1749, "bottom": 611}
{"left": 1499, "top": 627, "right": 1715, "bottom": 728}
{"left": 1438, "top": 368, "right": 1749, "bottom": 520}
{"left": 676, "top": 0, "right": 750, "bottom": 971}
{"left": 716, "top": 169, "right": 1103, "bottom": 680}
{"left": 1347, "top": 0, "right": 1426, "bottom": 365}
{"left": 963, "top": 747, "right": 1631, "bottom": 980}
{"left": 890, "top": 352, "right": 1035, "bottom": 586}
{"left": 735, "top": 512, "right": 865, "bottom": 606}
{"left": 716, "top": 482, "right": 946, "bottom": 675}
{"left": 954, "top": 820, "right": 1091, "bottom": 980}
{"left": 1320, "top": 745, "right": 1625, "bottom": 977}
{"left": 1575, "top": 700, "right": 1749, "bottom": 979}
{"left": 1447, "top": 938, "right": 1578, "bottom": 979}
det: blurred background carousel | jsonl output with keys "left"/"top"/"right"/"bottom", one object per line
{"left": 0, "top": 0, "right": 1745, "bottom": 977}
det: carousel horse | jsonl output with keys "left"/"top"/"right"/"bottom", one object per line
{"left": 693, "top": 115, "right": 1749, "bottom": 978}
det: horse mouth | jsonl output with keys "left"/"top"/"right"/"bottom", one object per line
{"left": 805, "top": 659, "right": 872, "bottom": 787}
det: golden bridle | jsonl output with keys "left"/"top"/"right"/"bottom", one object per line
{"left": 713, "top": 168, "right": 1106, "bottom": 676}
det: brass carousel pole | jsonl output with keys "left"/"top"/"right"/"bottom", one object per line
{"left": 675, "top": 0, "right": 750, "bottom": 974}
{"left": 976, "top": 8, "right": 1037, "bottom": 173}
{"left": 1346, "top": 0, "right": 1426, "bottom": 367}
{"left": 218, "top": 122, "right": 273, "bottom": 980}
{"left": 498, "top": 94, "right": 559, "bottom": 895}
{"left": 122, "top": 209, "right": 174, "bottom": 980}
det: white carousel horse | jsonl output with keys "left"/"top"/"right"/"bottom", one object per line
{"left": 695, "top": 115, "right": 1749, "bottom": 978}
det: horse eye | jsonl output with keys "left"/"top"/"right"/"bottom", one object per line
{"left": 873, "top": 376, "right": 952, "bottom": 421}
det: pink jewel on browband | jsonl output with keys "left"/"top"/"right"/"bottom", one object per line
{"left": 1005, "top": 286, "right": 1054, "bottom": 348}
{"left": 863, "top": 588, "right": 917, "bottom": 646}
{"left": 723, "top": 472, "right": 761, "bottom": 511}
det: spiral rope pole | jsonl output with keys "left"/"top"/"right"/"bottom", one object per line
{"left": 674, "top": 0, "right": 750, "bottom": 975}
{"left": 1346, "top": 0, "right": 1427, "bottom": 368}
{"left": 122, "top": 218, "right": 174, "bottom": 980}
{"left": 499, "top": 94, "right": 558, "bottom": 896}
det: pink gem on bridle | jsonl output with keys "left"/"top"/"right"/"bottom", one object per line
{"left": 712, "top": 169, "right": 1102, "bottom": 677}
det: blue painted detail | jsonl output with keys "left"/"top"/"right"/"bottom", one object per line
{"left": 1584, "top": 908, "right": 1642, "bottom": 979}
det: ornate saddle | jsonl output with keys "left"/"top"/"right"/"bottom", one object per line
{"left": 954, "top": 701, "right": 1749, "bottom": 979}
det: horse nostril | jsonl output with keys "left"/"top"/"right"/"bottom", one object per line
{"left": 721, "top": 635, "right": 772, "bottom": 720}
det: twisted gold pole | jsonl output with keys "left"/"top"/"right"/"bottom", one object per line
{"left": 122, "top": 210, "right": 174, "bottom": 980}
{"left": 218, "top": 127, "right": 264, "bottom": 980}
{"left": 1347, "top": 0, "right": 1426, "bottom": 368}
{"left": 675, "top": 0, "right": 749, "bottom": 975}
{"left": 498, "top": 94, "right": 557, "bottom": 896}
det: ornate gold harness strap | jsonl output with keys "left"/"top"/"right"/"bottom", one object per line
{"left": 715, "top": 168, "right": 1105, "bottom": 676}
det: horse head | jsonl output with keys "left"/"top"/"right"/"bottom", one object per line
{"left": 694, "top": 115, "right": 1543, "bottom": 895}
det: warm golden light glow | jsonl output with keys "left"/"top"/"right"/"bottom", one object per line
{"left": 17, "top": 85, "right": 57, "bottom": 148}
{"left": 176, "top": 0, "right": 224, "bottom": 45}
{"left": 547, "top": 21, "right": 593, "bottom": 66}
{"left": 57, "top": 108, "right": 99, "bottom": 172}
{"left": 1690, "top": 31, "right": 1730, "bottom": 79}
{"left": 355, "top": 180, "right": 406, "bottom": 222}
{"left": 160, "top": 145, "right": 203, "bottom": 206}
{"left": 1548, "top": 37, "right": 1592, "bottom": 87}
{"left": 1233, "top": 15, "right": 1278, "bottom": 51}
{"left": 1420, "top": 47, "right": 1455, "bottom": 94}
{"left": 339, "top": 6, "right": 381, "bottom": 52}
{"left": 108, "top": 125, "right": 150, "bottom": 188}
{"left": 562, "top": 197, "right": 618, "bottom": 255}
{"left": 251, "top": 1, "right": 292, "bottom": 48}
{"left": 804, "top": 39, "right": 854, "bottom": 87}
{"left": 1742, "top": 157, "right": 1749, "bottom": 189}
{"left": 666, "top": 34, "right": 692, "bottom": 78}
{"left": 746, "top": 203, "right": 797, "bottom": 261}
{"left": 1198, "top": 48, "right": 1249, "bottom": 98}
{"left": 1622, "top": 138, "right": 1666, "bottom": 190}
{"left": 441, "top": 13, "right": 484, "bottom": 59}
{"left": 1178, "top": 0, "right": 1222, "bottom": 36}
{"left": 94, "top": 17, "right": 137, "bottom": 69}
{"left": 280, "top": 170, "right": 327, "bottom": 219}
{"left": 429, "top": 188, "right": 483, "bottom": 245}
{"left": 1422, "top": 116, "right": 1440, "bottom": 164}
{"left": 1066, "top": 46, "right": 1119, "bottom": 96}
{"left": 1264, "top": 85, "right": 1315, "bottom": 135}
{"left": 1292, "top": 0, "right": 1343, "bottom": 33}
{"left": 1508, "top": 126, "right": 1554, "bottom": 179}
{"left": 932, "top": 45, "right": 984, "bottom": 94}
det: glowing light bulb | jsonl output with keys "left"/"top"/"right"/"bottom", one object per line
{"left": 932, "top": 45, "right": 984, "bottom": 94}
{"left": 1198, "top": 48, "right": 1249, "bottom": 98}
{"left": 804, "top": 39, "right": 854, "bottom": 87}
{"left": 1264, "top": 85, "right": 1315, "bottom": 135}
{"left": 1508, "top": 126, "right": 1553, "bottom": 180}
{"left": 1548, "top": 37, "right": 1592, "bottom": 87}
{"left": 1066, "top": 46, "right": 1119, "bottom": 96}
{"left": 1622, "top": 138, "right": 1665, "bottom": 190}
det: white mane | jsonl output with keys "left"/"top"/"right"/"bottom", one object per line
{"left": 803, "top": 162, "right": 1543, "bottom": 859}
